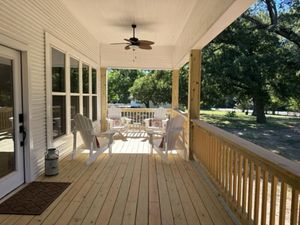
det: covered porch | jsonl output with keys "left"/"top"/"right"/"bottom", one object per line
{"left": 0, "top": 0, "right": 299, "bottom": 225}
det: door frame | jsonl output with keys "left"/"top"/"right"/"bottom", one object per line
{"left": 0, "top": 33, "right": 33, "bottom": 183}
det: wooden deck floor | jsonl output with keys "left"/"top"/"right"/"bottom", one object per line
{"left": 0, "top": 136, "right": 236, "bottom": 225}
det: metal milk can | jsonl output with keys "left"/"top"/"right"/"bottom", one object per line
{"left": 45, "top": 148, "right": 59, "bottom": 176}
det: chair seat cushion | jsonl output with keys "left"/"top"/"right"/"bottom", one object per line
{"left": 149, "top": 119, "right": 162, "bottom": 127}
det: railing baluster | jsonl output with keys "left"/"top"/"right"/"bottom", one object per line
{"left": 279, "top": 182, "right": 287, "bottom": 225}
{"left": 229, "top": 147, "right": 233, "bottom": 197}
{"left": 233, "top": 151, "right": 238, "bottom": 203}
{"left": 242, "top": 158, "right": 248, "bottom": 215}
{"left": 225, "top": 145, "right": 229, "bottom": 193}
{"left": 254, "top": 165, "right": 261, "bottom": 225}
{"left": 261, "top": 170, "right": 269, "bottom": 225}
{"left": 248, "top": 161, "right": 254, "bottom": 221}
{"left": 290, "top": 188, "right": 299, "bottom": 225}
{"left": 238, "top": 154, "right": 243, "bottom": 207}
{"left": 270, "top": 176, "right": 278, "bottom": 225}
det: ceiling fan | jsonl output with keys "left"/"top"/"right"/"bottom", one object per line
{"left": 110, "top": 24, "right": 154, "bottom": 50}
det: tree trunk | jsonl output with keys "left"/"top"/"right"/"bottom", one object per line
{"left": 252, "top": 100, "right": 257, "bottom": 116}
{"left": 253, "top": 97, "right": 266, "bottom": 123}
{"left": 144, "top": 102, "right": 150, "bottom": 108}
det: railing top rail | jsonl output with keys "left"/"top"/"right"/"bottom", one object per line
{"left": 120, "top": 108, "right": 172, "bottom": 113}
{"left": 192, "top": 119, "right": 300, "bottom": 187}
{"left": 172, "top": 109, "right": 188, "bottom": 119}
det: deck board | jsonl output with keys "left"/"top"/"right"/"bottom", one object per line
{"left": 0, "top": 136, "right": 236, "bottom": 225}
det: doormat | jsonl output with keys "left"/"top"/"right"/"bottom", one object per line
{"left": 0, "top": 181, "right": 71, "bottom": 215}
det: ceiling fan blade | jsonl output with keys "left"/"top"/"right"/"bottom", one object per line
{"left": 139, "top": 40, "right": 155, "bottom": 45}
{"left": 125, "top": 45, "right": 131, "bottom": 50}
{"left": 110, "top": 42, "right": 128, "bottom": 45}
{"left": 124, "top": 38, "right": 132, "bottom": 42}
{"left": 138, "top": 44, "right": 152, "bottom": 50}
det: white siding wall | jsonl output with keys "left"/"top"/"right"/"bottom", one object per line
{"left": 0, "top": 0, "right": 99, "bottom": 180}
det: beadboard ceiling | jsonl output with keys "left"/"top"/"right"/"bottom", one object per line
{"left": 62, "top": 0, "right": 255, "bottom": 69}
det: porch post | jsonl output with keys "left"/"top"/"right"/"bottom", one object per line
{"left": 100, "top": 67, "right": 108, "bottom": 131}
{"left": 188, "top": 49, "right": 201, "bottom": 159}
{"left": 171, "top": 69, "right": 179, "bottom": 111}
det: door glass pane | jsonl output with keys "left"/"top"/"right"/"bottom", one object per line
{"left": 92, "top": 68, "right": 97, "bottom": 94}
{"left": 70, "top": 58, "right": 79, "bottom": 93}
{"left": 71, "top": 96, "right": 79, "bottom": 130}
{"left": 0, "top": 57, "right": 15, "bottom": 178}
{"left": 92, "top": 96, "right": 97, "bottom": 121}
{"left": 52, "top": 96, "right": 66, "bottom": 139}
{"left": 83, "top": 96, "right": 89, "bottom": 118}
{"left": 82, "top": 64, "right": 89, "bottom": 93}
{"left": 52, "top": 48, "right": 65, "bottom": 92}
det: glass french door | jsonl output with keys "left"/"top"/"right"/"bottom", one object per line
{"left": 0, "top": 45, "right": 24, "bottom": 199}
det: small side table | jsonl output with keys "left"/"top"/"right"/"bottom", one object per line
{"left": 131, "top": 122, "right": 142, "bottom": 132}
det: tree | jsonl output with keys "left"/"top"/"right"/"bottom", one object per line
{"left": 201, "top": 18, "right": 292, "bottom": 123}
{"left": 108, "top": 69, "right": 142, "bottom": 103}
{"left": 129, "top": 70, "right": 171, "bottom": 107}
{"left": 242, "top": 0, "right": 300, "bottom": 48}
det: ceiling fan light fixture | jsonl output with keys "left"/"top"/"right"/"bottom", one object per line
{"left": 110, "top": 24, "right": 154, "bottom": 51}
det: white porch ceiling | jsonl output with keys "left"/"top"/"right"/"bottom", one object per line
{"left": 62, "top": 0, "right": 255, "bottom": 69}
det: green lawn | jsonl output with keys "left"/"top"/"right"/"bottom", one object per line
{"left": 200, "top": 110, "right": 300, "bottom": 163}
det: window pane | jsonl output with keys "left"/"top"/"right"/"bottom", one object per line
{"left": 71, "top": 96, "right": 79, "bottom": 130}
{"left": 92, "top": 68, "right": 97, "bottom": 94}
{"left": 83, "top": 96, "right": 89, "bottom": 118}
{"left": 52, "top": 96, "right": 66, "bottom": 139}
{"left": 70, "top": 58, "right": 79, "bottom": 93}
{"left": 0, "top": 57, "right": 15, "bottom": 178}
{"left": 82, "top": 64, "right": 89, "bottom": 93}
{"left": 92, "top": 96, "right": 97, "bottom": 121}
{"left": 52, "top": 48, "right": 65, "bottom": 92}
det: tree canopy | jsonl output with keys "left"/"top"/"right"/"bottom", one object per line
{"left": 129, "top": 70, "right": 171, "bottom": 107}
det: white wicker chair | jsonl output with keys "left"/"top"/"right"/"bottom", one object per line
{"left": 73, "top": 114, "right": 114, "bottom": 165}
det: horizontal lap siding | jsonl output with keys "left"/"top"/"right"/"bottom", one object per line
{"left": 0, "top": 0, "right": 99, "bottom": 179}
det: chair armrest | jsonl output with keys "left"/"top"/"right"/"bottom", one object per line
{"left": 144, "top": 118, "right": 154, "bottom": 127}
{"left": 121, "top": 117, "right": 132, "bottom": 124}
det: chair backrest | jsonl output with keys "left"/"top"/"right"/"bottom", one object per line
{"left": 108, "top": 106, "right": 122, "bottom": 119}
{"left": 154, "top": 107, "right": 167, "bottom": 120}
{"left": 74, "top": 114, "right": 95, "bottom": 148}
{"left": 165, "top": 115, "right": 184, "bottom": 150}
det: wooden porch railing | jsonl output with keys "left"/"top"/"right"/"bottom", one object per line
{"left": 120, "top": 108, "right": 171, "bottom": 124}
{"left": 192, "top": 119, "right": 300, "bottom": 225}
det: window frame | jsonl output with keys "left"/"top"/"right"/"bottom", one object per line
{"left": 46, "top": 33, "right": 99, "bottom": 148}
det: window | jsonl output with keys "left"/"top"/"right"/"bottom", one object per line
{"left": 52, "top": 96, "right": 66, "bottom": 139}
{"left": 52, "top": 48, "right": 66, "bottom": 139}
{"left": 70, "top": 96, "right": 79, "bottom": 130}
{"left": 92, "top": 96, "right": 97, "bottom": 121}
{"left": 92, "top": 68, "right": 97, "bottom": 94}
{"left": 82, "top": 64, "right": 89, "bottom": 93}
{"left": 83, "top": 96, "right": 89, "bottom": 117}
{"left": 70, "top": 58, "right": 79, "bottom": 93}
{"left": 70, "top": 58, "right": 79, "bottom": 130}
{"left": 49, "top": 43, "right": 98, "bottom": 142}
{"left": 92, "top": 68, "right": 98, "bottom": 121}
{"left": 52, "top": 48, "right": 65, "bottom": 92}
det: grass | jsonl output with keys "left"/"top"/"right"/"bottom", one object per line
{"left": 200, "top": 110, "right": 300, "bottom": 163}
